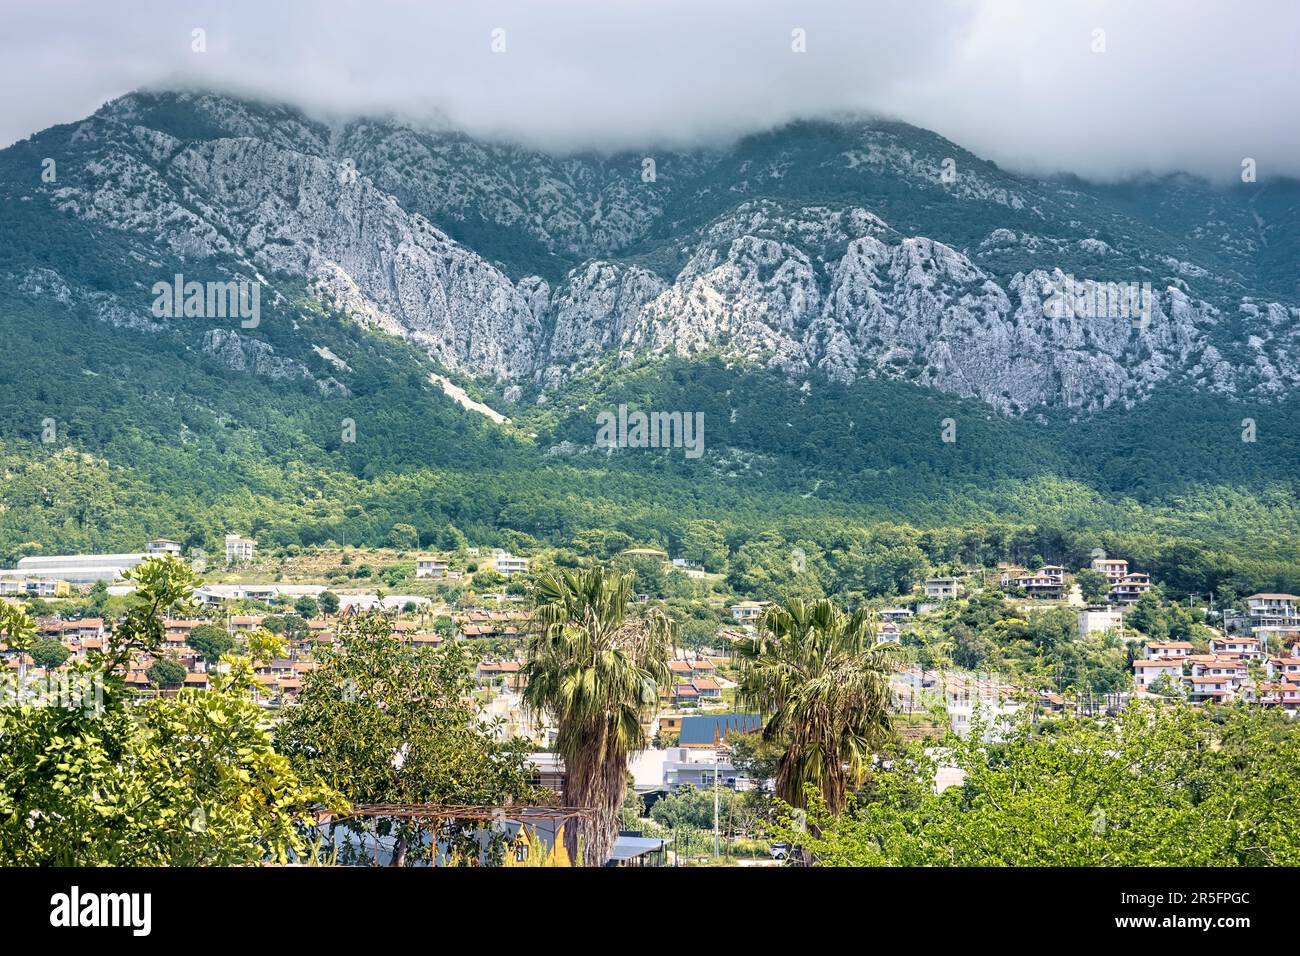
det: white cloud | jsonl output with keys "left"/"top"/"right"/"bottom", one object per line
{"left": 1, "top": 0, "right": 1297, "bottom": 180}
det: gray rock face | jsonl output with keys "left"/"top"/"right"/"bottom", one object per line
{"left": 202, "top": 328, "right": 349, "bottom": 395}
{"left": 26, "top": 91, "right": 1300, "bottom": 413}
{"left": 539, "top": 261, "right": 667, "bottom": 385}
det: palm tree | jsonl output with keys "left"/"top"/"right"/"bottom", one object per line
{"left": 522, "top": 567, "right": 672, "bottom": 865}
{"left": 0, "top": 602, "right": 37, "bottom": 685}
{"left": 733, "top": 598, "right": 894, "bottom": 815}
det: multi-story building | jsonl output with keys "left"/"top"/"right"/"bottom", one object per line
{"left": 23, "top": 577, "right": 70, "bottom": 597}
{"left": 1257, "top": 682, "right": 1300, "bottom": 715}
{"left": 1110, "top": 573, "right": 1151, "bottom": 604}
{"left": 1009, "top": 569, "right": 1065, "bottom": 600}
{"left": 224, "top": 534, "right": 256, "bottom": 565}
{"left": 1079, "top": 606, "right": 1125, "bottom": 636}
{"left": 146, "top": 539, "right": 183, "bottom": 557}
{"left": 0, "top": 576, "right": 70, "bottom": 597}
{"left": 415, "top": 556, "right": 449, "bottom": 578}
{"left": 1090, "top": 558, "right": 1130, "bottom": 584}
{"left": 944, "top": 675, "right": 1025, "bottom": 740}
{"left": 1266, "top": 657, "right": 1300, "bottom": 682}
{"left": 1133, "top": 658, "right": 1184, "bottom": 690}
{"left": 1144, "top": 641, "right": 1192, "bottom": 661}
{"left": 1245, "top": 593, "right": 1300, "bottom": 629}
{"left": 1185, "top": 675, "right": 1239, "bottom": 704}
{"left": 1189, "top": 657, "right": 1248, "bottom": 684}
{"left": 492, "top": 551, "right": 529, "bottom": 576}
{"left": 730, "top": 600, "right": 768, "bottom": 624}
{"left": 924, "top": 577, "right": 962, "bottom": 601}
{"left": 1209, "top": 635, "right": 1263, "bottom": 660}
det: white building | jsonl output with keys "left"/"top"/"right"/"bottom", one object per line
{"left": 15, "top": 552, "right": 147, "bottom": 584}
{"left": 492, "top": 551, "right": 529, "bottom": 576}
{"left": 1144, "top": 641, "right": 1193, "bottom": 661}
{"left": 730, "top": 601, "right": 767, "bottom": 624}
{"left": 1110, "top": 572, "right": 1152, "bottom": 604}
{"left": 944, "top": 676, "right": 1024, "bottom": 741}
{"left": 225, "top": 534, "right": 257, "bottom": 565}
{"left": 924, "top": 577, "right": 961, "bottom": 601}
{"left": 416, "top": 556, "right": 449, "bottom": 578}
{"left": 146, "top": 539, "right": 183, "bottom": 557}
{"left": 1090, "top": 557, "right": 1130, "bottom": 583}
{"left": 1245, "top": 594, "right": 1300, "bottom": 630}
{"left": 1132, "top": 658, "right": 1183, "bottom": 690}
{"left": 193, "top": 583, "right": 326, "bottom": 605}
{"left": 1209, "top": 635, "right": 1263, "bottom": 660}
{"left": 1079, "top": 606, "right": 1125, "bottom": 636}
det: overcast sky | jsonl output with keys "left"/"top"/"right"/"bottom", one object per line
{"left": 2, "top": 0, "right": 1297, "bottom": 180}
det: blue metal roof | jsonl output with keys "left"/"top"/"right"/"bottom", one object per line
{"left": 677, "top": 713, "right": 762, "bottom": 746}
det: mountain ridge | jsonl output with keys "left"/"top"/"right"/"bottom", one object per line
{"left": 2, "top": 88, "right": 1298, "bottom": 417}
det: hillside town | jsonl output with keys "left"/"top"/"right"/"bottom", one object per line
{"left": 7, "top": 539, "right": 1298, "bottom": 723}
{"left": 5, "top": 533, "right": 1298, "bottom": 867}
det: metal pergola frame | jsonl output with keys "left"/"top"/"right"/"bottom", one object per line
{"left": 329, "top": 803, "right": 597, "bottom": 824}
{"left": 318, "top": 804, "right": 597, "bottom": 867}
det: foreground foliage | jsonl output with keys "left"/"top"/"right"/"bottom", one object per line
{"left": 770, "top": 703, "right": 1300, "bottom": 866}
{"left": 0, "top": 556, "right": 341, "bottom": 865}
{"left": 278, "top": 612, "right": 540, "bottom": 865}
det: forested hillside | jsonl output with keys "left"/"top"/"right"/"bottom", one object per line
{"left": 2, "top": 90, "right": 1298, "bottom": 601}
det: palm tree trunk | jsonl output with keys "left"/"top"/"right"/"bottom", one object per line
{"left": 562, "top": 726, "right": 626, "bottom": 866}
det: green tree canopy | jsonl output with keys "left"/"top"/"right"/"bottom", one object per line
{"left": 522, "top": 566, "right": 673, "bottom": 865}
{"left": 147, "top": 657, "right": 187, "bottom": 688}
{"left": 188, "top": 623, "right": 234, "bottom": 664}
{"left": 29, "top": 638, "right": 71, "bottom": 671}
{"left": 771, "top": 703, "right": 1300, "bottom": 866}
{"left": 278, "top": 611, "right": 539, "bottom": 866}
{"left": 734, "top": 598, "right": 894, "bottom": 814}
{"left": 0, "top": 555, "right": 342, "bottom": 865}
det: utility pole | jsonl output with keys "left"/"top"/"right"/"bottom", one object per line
{"left": 713, "top": 744, "right": 721, "bottom": 858}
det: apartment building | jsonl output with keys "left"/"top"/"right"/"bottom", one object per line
{"left": 1090, "top": 557, "right": 1130, "bottom": 583}
{"left": 730, "top": 600, "right": 768, "bottom": 624}
{"left": 1110, "top": 573, "right": 1152, "bottom": 604}
{"left": 1209, "top": 635, "right": 1263, "bottom": 660}
{"left": 492, "top": 551, "right": 529, "bottom": 576}
{"left": 925, "top": 577, "right": 962, "bottom": 601}
{"left": 1009, "top": 569, "right": 1065, "bottom": 600}
{"left": 415, "top": 556, "right": 449, "bottom": 578}
{"left": 1245, "top": 593, "right": 1300, "bottom": 630}
{"left": 1133, "top": 658, "right": 1184, "bottom": 689}
{"left": 224, "top": 534, "right": 257, "bottom": 565}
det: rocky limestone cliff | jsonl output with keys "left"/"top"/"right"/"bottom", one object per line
{"left": 11, "top": 91, "right": 1299, "bottom": 414}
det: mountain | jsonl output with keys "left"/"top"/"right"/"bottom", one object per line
{"left": 5, "top": 90, "right": 1299, "bottom": 415}
{"left": 2, "top": 89, "right": 1299, "bottom": 593}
